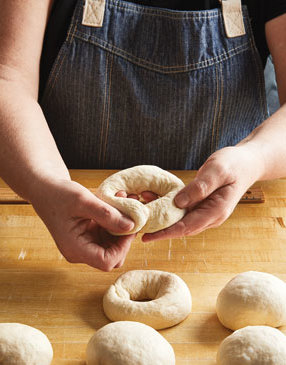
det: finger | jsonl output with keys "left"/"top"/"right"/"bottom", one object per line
{"left": 143, "top": 207, "right": 217, "bottom": 241}
{"left": 109, "top": 232, "right": 138, "bottom": 269}
{"left": 142, "top": 221, "right": 187, "bottom": 242}
{"left": 115, "top": 191, "right": 140, "bottom": 201}
{"left": 141, "top": 191, "right": 158, "bottom": 203}
{"left": 82, "top": 234, "right": 135, "bottom": 271}
{"left": 114, "top": 257, "right": 125, "bottom": 268}
{"left": 79, "top": 193, "right": 134, "bottom": 233}
{"left": 115, "top": 190, "right": 128, "bottom": 198}
{"left": 127, "top": 194, "right": 139, "bottom": 200}
{"left": 175, "top": 158, "right": 235, "bottom": 209}
{"left": 144, "top": 184, "right": 239, "bottom": 242}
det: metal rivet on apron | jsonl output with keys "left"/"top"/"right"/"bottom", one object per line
{"left": 219, "top": 0, "right": 246, "bottom": 38}
{"left": 82, "top": 0, "right": 106, "bottom": 27}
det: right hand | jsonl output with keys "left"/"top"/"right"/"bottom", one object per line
{"left": 30, "top": 178, "right": 135, "bottom": 271}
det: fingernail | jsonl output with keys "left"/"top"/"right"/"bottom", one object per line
{"left": 119, "top": 216, "right": 134, "bottom": 231}
{"left": 175, "top": 192, "right": 189, "bottom": 208}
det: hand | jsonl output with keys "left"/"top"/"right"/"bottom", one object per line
{"left": 30, "top": 178, "right": 135, "bottom": 271}
{"left": 116, "top": 190, "right": 158, "bottom": 203}
{"left": 143, "top": 145, "right": 264, "bottom": 241}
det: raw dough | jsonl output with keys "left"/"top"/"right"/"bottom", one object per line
{"left": 216, "top": 325, "right": 286, "bottom": 365}
{"left": 95, "top": 165, "right": 186, "bottom": 234}
{"left": 0, "top": 323, "right": 53, "bottom": 365}
{"left": 86, "top": 321, "right": 175, "bottom": 365}
{"left": 103, "top": 270, "right": 192, "bottom": 329}
{"left": 216, "top": 271, "right": 286, "bottom": 330}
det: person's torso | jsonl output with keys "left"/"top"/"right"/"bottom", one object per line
{"left": 40, "top": 0, "right": 286, "bottom": 97}
{"left": 39, "top": 0, "right": 268, "bottom": 169}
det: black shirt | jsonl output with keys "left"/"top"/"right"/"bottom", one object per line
{"left": 39, "top": 0, "right": 286, "bottom": 98}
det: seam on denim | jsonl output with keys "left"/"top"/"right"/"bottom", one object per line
{"left": 107, "top": 3, "right": 220, "bottom": 19}
{"left": 245, "top": 14, "right": 268, "bottom": 120}
{"left": 98, "top": 53, "right": 110, "bottom": 166}
{"left": 215, "top": 62, "right": 224, "bottom": 150}
{"left": 75, "top": 32, "right": 250, "bottom": 73}
{"left": 210, "top": 64, "right": 220, "bottom": 153}
{"left": 107, "top": 0, "right": 220, "bottom": 18}
{"left": 76, "top": 30, "right": 249, "bottom": 69}
{"left": 43, "top": 23, "right": 78, "bottom": 104}
{"left": 102, "top": 53, "right": 114, "bottom": 166}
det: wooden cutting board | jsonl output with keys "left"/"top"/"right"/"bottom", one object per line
{"left": 0, "top": 170, "right": 285, "bottom": 365}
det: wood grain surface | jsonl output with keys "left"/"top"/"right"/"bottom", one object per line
{"left": 0, "top": 170, "right": 286, "bottom": 364}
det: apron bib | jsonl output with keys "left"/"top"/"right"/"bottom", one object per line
{"left": 40, "top": 0, "right": 268, "bottom": 169}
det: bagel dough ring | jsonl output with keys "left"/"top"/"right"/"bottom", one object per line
{"left": 216, "top": 271, "right": 286, "bottom": 331}
{"left": 0, "top": 323, "right": 53, "bottom": 365}
{"left": 103, "top": 270, "right": 192, "bottom": 329}
{"left": 95, "top": 165, "right": 186, "bottom": 234}
{"left": 216, "top": 326, "right": 286, "bottom": 365}
{"left": 86, "top": 321, "right": 175, "bottom": 365}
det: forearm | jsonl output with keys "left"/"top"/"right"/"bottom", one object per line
{"left": 0, "top": 79, "right": 70, "bottom": 201}
{"left": 237, "top": 102, "right": 286, "bottom": 181}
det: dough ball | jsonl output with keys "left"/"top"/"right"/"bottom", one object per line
{"left": 216, "top": 326, "right": 286, "bottom": 365}
{"left": 96, "top": 165, "right": 186, "bottom": 234}
{"left": 86, "top": 321, "right": 175, "bottom": 365}
{"left": 103, "top": 270, "right": 192, "bottom": 329}
{"left": 216, "top": 271, "right": 286, "bottom": 330}
{"left": 0, "top": 323, "right": 53, "bottom": 365}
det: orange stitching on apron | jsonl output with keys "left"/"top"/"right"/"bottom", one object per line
{"left": 210, "top": 63, "right": 220, "bottom": 153}
{"left": 102, "top": 54, "right": 114, "bottom": 167}
{"left": 75, "top": 31, "right": 250, "bottom": 72}
{"left": 44, "top": 23, "right": 78, "bottom": 103}
{"left": 98, "top": 53, "right": 110, "bottom": 166}
{"left": 215, "top": 62, "right": 224, "bottom": 150}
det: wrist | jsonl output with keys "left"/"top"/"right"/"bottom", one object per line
{"left": 26, "top": 170, "right": 71, "bottom": 206}
{"left": 235, "top": 141, "right": 266, "bottom": 183}
{"left": 2, "top": 164, "right": 71, "bottom": 205}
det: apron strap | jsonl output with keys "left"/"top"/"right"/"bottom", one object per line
{"left": 82, "top": 0, "right": 105, "bottom": 27}
{"left": 219, "top": 0, "right": 246, "bottom": 38}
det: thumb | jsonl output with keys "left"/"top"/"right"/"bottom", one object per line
{"left": 79, "top": 193, "right": 134, "bottom": 233}
{"left": 174, "top": 159, "right": 234, "bottom": 209}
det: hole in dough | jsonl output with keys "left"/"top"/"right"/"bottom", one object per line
{"left": 97, "top": 165, "right": 186, "bottom": 234}
{"left": 103, "top": 270, "right": 192, "bottom": 329}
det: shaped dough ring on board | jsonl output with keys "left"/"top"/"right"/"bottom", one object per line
{"left": 103, "top": 270, "right": 192, "bottom": 330}
{"left": 96, "top": 165, "right": 186, "bottom": 234}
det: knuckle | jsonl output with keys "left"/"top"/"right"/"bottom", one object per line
{"left": 95, "top": 254, "right": 115, "bottom": 272}
{"left": 212, "top": 160, "right": 235, "bottom": 182}
{"left": 99, "top": 206, "right": 112, "bottom": 220}
{"left": 98, "top": 261, "right": 114, "bottom": 272}
{"left": 176, "top": 221, "right": 189, "bottom": 236}
{"left": 102, "top": 265, "right": 114, "bottom": 272}
{"left": 73, "top": 191, "right": 90, "bottom": 211}
{"left": 64, "top": 255, "right": 79, "bottom": 264}
{"left": 56, "top": 241, "right": 80, "bottom": 264}
{"left": 193, "top": 179, "right": 208, "bottom": 199}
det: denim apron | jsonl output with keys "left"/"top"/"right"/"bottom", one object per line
{"left": 40, "top": 0, "right": 268, "bottom": 169}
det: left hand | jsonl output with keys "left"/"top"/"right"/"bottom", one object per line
{"left": 142, "top": 145, "right": 264, "bottom": 241}
{"left": 30, "top": 179, "right": 136, "bottom": 271}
